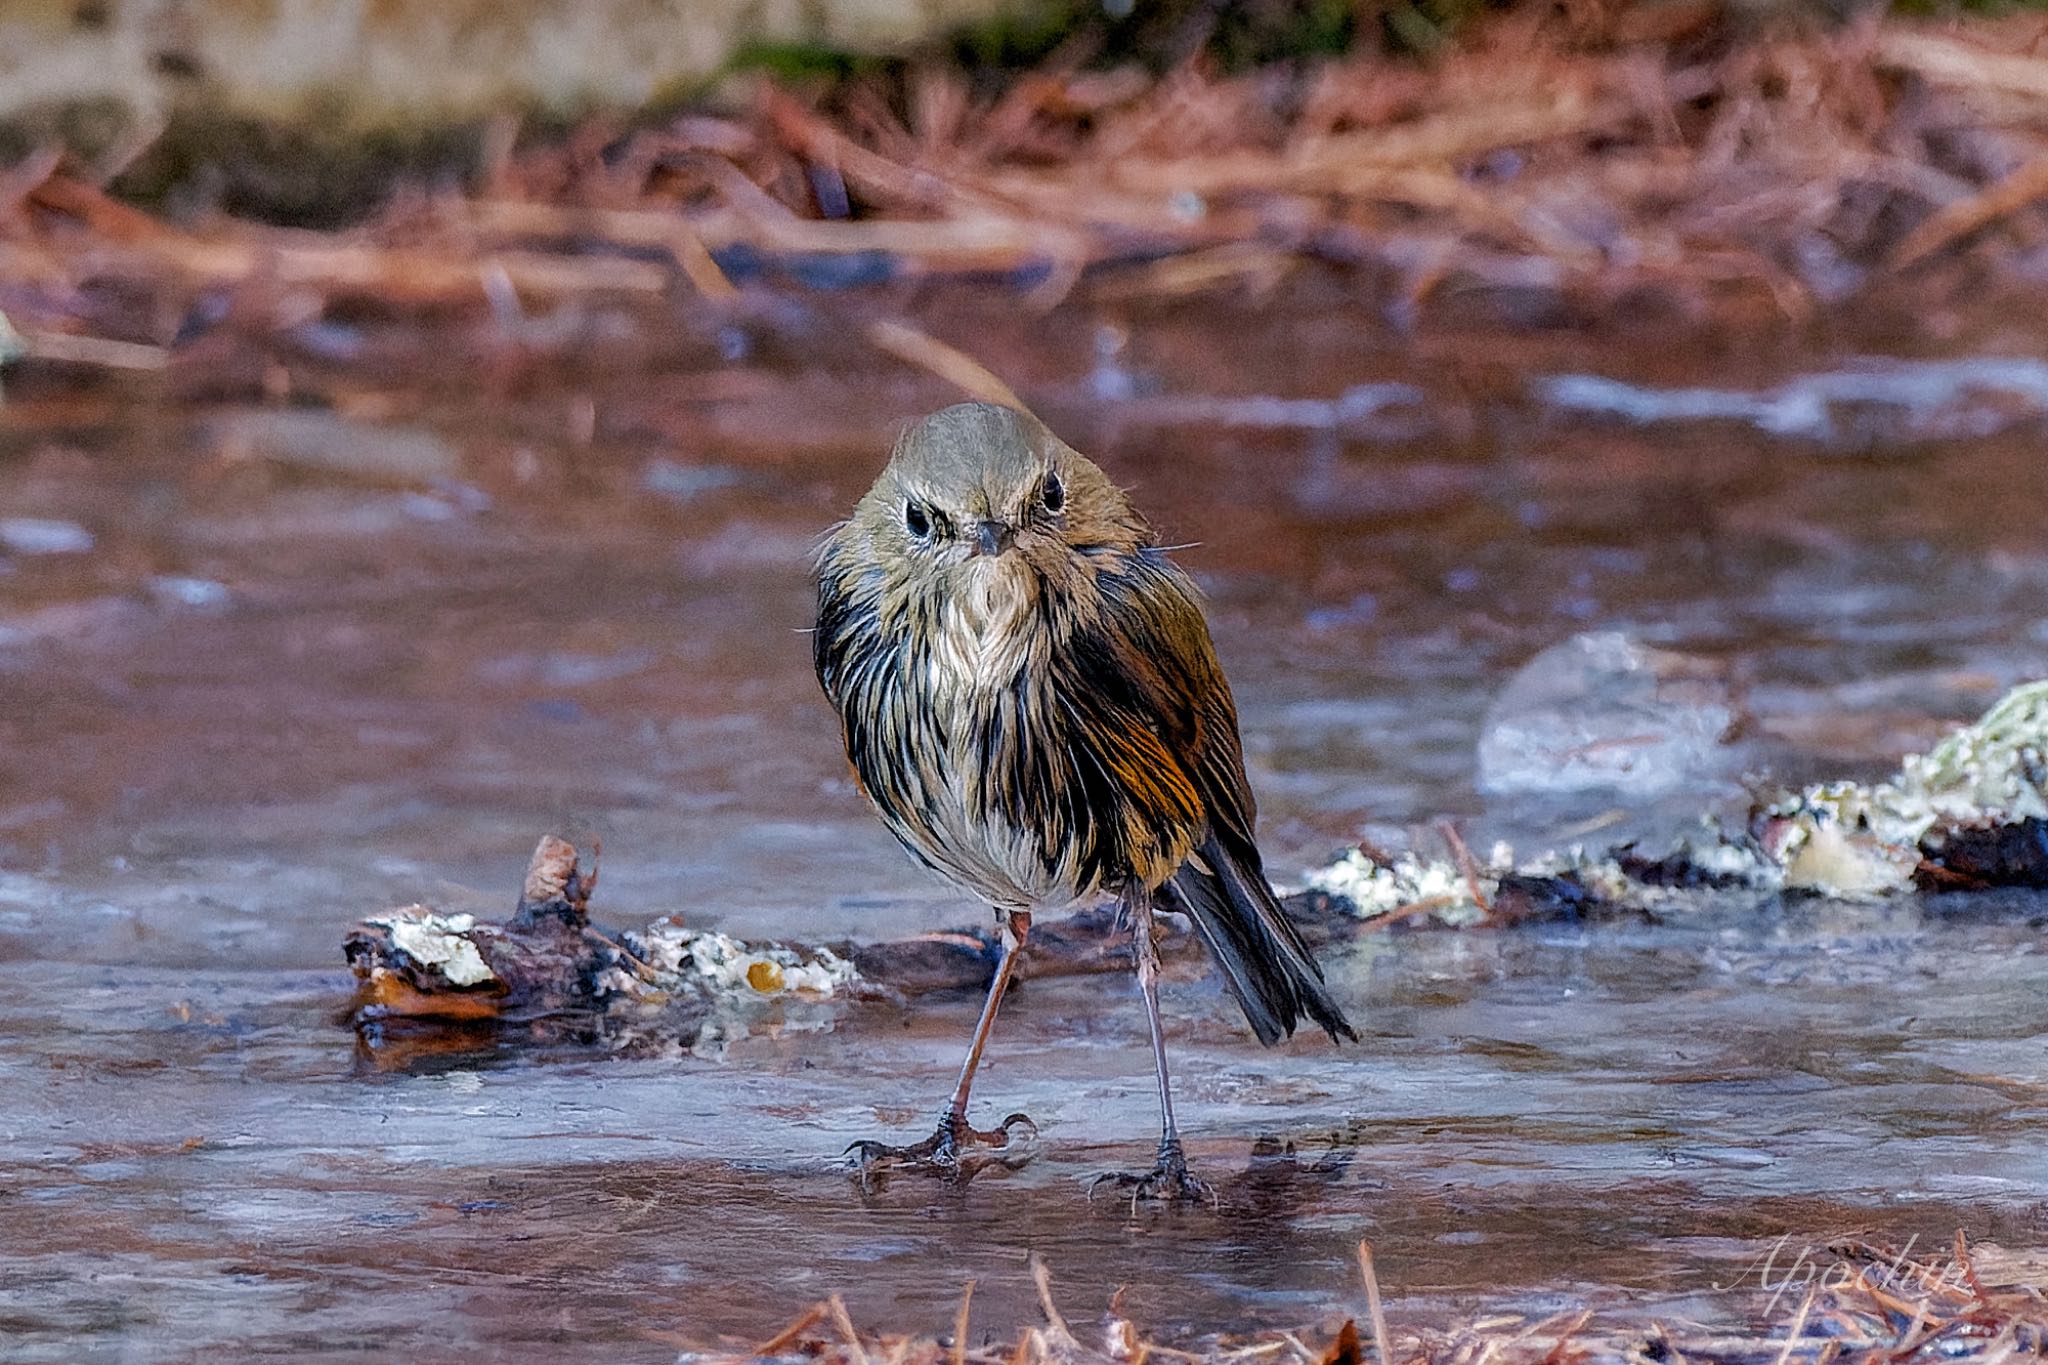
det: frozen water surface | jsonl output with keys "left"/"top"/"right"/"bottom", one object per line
{"left": 2, "top": 287, "right": 2047, "bottom": 1357}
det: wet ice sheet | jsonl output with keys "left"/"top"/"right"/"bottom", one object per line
{"left": 4, "top": 901, "right": 2047, "bottom": 1360}
{"left": 1536, "top": 356, "right": 2048, "bottom": 447}
{"left": 4, "top": 288, "right": 2048, "bottom": 1355}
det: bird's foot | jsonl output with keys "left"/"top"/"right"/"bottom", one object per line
{"left": 846, "top": 1109, "right": 1037, "bottom": 1184}
{"left": 1089, "top": 1137, "right": 1215, "bottom": 1208}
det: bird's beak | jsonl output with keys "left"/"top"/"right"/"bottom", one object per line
{"left": 969, "top": 520, "right": 1015, "bottom": 557}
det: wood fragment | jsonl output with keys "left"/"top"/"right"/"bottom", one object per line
{"left": 1875, "top": 31, "right": 2048, "bottom": 101}
{"left": 1888, "top": 1298, "right": 1931, "bottom": 1358}
{"left": 1891, "top": 154, "right": 2048, "bottom": 268}
{"left": 29, "top": 175, "right": 171, "bottom": 240}
{"left": 518, "top": 834, "right": 594, "bottom": 916}
{"left": 81, "top": 231, "right": 672, "bottom": 302}
{"left": 21, "top": 330, "right": 171, "bottom": 371}
{"left": 672, "top": 224, "right": 739, "bottom": 299}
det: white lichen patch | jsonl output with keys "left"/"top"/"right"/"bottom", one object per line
{"left": 365, "top": 906, "right": 495, "bottom": 987}
{"left": 1770, "top": 811, "right": 1920, "bottom": 898}
{"left": 622, "top": 917, "right": 861, "bottom": 1000}
{"left": 1760, "top": 681, "right": 2048, "bottom": 897}
{"left": 1310, "top": 682, "right": 2048, "bottom": 915}
{"left": 1514, "top": 843, "right": 1628, "bottom": 897}
{"left": 1678, "top": 830, "right": 1776, "bottom": 882}
{"left": 1894, "top": 681, "right": 2048, "bottom": 835}
{"left": 1305, "top": 849, "right": 1497, "bottom": 925}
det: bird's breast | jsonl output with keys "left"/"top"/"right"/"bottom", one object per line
{"left": 927, "top": 559, "right": 1040, "bottom": 699}
{"left": 888, "top": 561, "right": 1097, "bottom": 911}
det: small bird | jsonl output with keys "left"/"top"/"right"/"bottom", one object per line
{"left": 813, "top": 402, "right": 1355, "bottom": 1197}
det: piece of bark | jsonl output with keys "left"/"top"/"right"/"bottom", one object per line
{"left": 1919, "top": 817, "right": 2048, "bottom": 890}
{"left": 343, "top": 834, "right": 1183, "bottom": 1032}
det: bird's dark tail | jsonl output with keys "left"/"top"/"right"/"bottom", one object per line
{"left": 1157, "top": 833, "right": 1358, "bottom": 1046}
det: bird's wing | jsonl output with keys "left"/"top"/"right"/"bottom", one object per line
{"left": 1077, "top": 550, "right": 1356, "bottom": 1044}
{"left": 1072, "top": 550, "right": 1257, "bottom": 852}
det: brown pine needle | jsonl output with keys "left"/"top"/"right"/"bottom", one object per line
{"left": 723, "top": 1301, "right": 826, "bottom": 1364}
{"left": 829, "top": 1293, "right": 872, "bottom": 1365}
{"left": 1889, "top": 1298, "right": 1933, "bottom": 1357}
{"left": 953, "top": 1279, "right": 976, "bottom": 1365}
{"left": 1770, "top": 1286, "right": 1818, "bottom": 1365}
{"left": 865, "top": 319, "right": 1025, "bottom": 411}
{"left": 19, "top": 330, "right": 171, "bottom": 371}
{"left": 1436, "top": 819, "right": 1492, "bottom": 916}
{"left": 1957, "top": 1230, "right": 1992, "bottom": 1304}
{"left": 671, "top": 224, "right": 738, "bottom": 299}
{"left": 689, "top": 1229, "right": 2048, "bottom": 1365}
{"left": 1891, "top": 152, "right": 2048, "bottom": 269}
{"left": 1545, "top": 1313, "right": 1595, "bottom": 1365}
{"left": 1358, "top": 1242, "right": 1394, "bottom": 1365}
{"left": 1029, "top": 1253, "right": 1077, "bottom": 1345}
{"left": 1363, "top": 895, "right": 1456, "bottom": 932}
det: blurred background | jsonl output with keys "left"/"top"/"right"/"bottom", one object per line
{"left": 6, "top": 1, "right": 2048, "bottom": 1359}
{"left": 6, "top": 0, "right": 2048, "bottom": 953}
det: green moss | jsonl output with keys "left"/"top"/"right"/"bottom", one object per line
{"left": 723, "top": 5, "right": 1084, "bottom": 85}
{"left": 725, "top": 38, "right": 887, "bottom": 83}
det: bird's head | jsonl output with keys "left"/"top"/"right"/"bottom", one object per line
{"left": 846, "top": 403, "right": 1149, "bottom": 596}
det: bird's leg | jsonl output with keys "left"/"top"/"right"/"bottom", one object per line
{"left": 846, "top": 910, "right": 1037, "bottom": 1178}
{"left": 1091, "top": 887, "right": 1213, "bottom": 1206}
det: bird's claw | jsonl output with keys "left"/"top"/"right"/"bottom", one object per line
{"left": 845, "top": 1111, "right": 1037, "bottom": 1184}
{"left": 1089, "top": 1137, "right": 1216, "bottom": 1208}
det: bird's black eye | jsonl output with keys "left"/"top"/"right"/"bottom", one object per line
{"left": 1041, "top": 472, "right": 1065, "bottom": 514}
{"left": 904, "top": 501, "right": 931, "bottom": 539}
